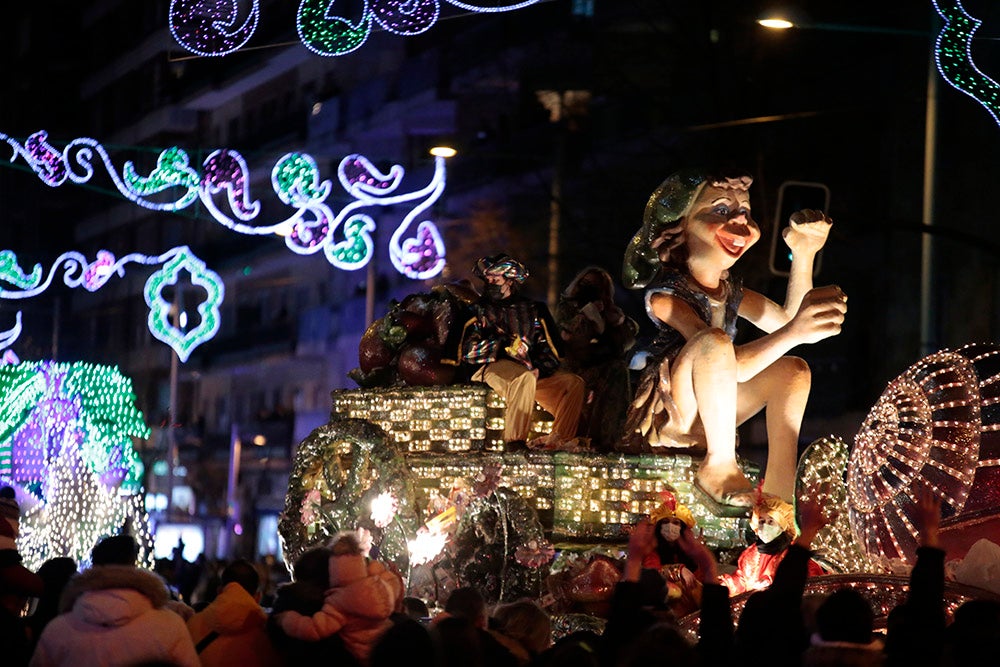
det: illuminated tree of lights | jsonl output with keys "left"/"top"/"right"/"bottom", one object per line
{"left": 934, "top": 0, "right": 1000, "bottom": 126}
{"left": 0, "top": 361, "right": 153, "bottom": 570}
{"left": 0, "top": 246, "right": 224, "bottom": 363}
{"left": 169, "top": 0, "right": 541, "bottom": 58}
{"left": 0, "top": 131, "right": 447, "bottom": 279}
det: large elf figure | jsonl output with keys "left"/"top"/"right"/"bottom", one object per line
{"left": 622, "top": 169, "right": 847, "bottom": 508}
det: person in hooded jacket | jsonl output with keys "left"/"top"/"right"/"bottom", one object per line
{"left": 274, "top": 531, "right": 403, "bottom": 665}
{"left": 186, "top": 558, "right": 283, "bottom": 667}
{"left": 29, "top": 534, "right": 198, "bottom": 667}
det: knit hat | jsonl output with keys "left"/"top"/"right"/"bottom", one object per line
{"left": 328, "top": 531, "right": 367, "bottom": 587}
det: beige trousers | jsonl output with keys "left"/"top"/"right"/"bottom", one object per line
{"left": 473, "top": 359, "right": 585, "bottom": 441}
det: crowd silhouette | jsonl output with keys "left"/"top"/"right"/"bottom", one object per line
{"left": 3, "top": 483, "right": 1000, "bottom": 667}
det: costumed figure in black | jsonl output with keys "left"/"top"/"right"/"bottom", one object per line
{"left": 556, "top": 267, "right": 638, "bottom": 452}
{"left": 460, "top": 254, "right": 585, "bottom": 450}
{"left": 641, "top": 492, "right": 702, "bottom": 617}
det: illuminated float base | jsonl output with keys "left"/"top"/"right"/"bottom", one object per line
{"left": 325, "top": 385, "right": 752, "bottom": 548}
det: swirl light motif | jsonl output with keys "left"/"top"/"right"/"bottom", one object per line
{"left": 169, "top": 0, "right": 261, "bottom": 57}
{"left": 933, "top": 0, "right": 1000, "bottom": 126}
{"left": 170, "top": 0, "right": 541, "bottom": 57}
{"left": 143, "top": 248, "right": 226, "bottom": 363}
{"left": 848, "top": 343, "right": 1000, "bottom": 568}
{"left": 1, "top": 131, "right": 448, "bottom": 279}
{"left": 0, "top": 247, "right": 224, "bottom": 363}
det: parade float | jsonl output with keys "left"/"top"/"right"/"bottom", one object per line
{"left": 279, "top": 337, "right": 1000, "bottom": 624}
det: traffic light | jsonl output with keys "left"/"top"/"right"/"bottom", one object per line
{"left": 768, "top": 181, "right": 830, "bottom": 277}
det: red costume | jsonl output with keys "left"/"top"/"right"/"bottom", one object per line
{"left": 719, "top": 541, "right": 826, "bottom": 595}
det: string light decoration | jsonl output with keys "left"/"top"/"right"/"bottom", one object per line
{"left": 933, "top": 0, "right": 1000, "bottom": 126}
{"left": 143, "top": 247, "right": 225, "bottom": 362}
{"left": 0, "top": 361, "right": 153, "bottom": 571}
{"left": 848, "top": 343, "right": 1000, "bottom": 570}
{"left": 168, "top": 0, "right": 541, "bottom": 57}
{"left": 0, "top": 246, "right": 224, "bottom": 362}
{"left": 329, "top": 385, "right": 552, "bottom": 454}
{"left": 0, "top": 131, "right": 448, "bottom": 279}
{"left": 795, "top": 435, "right": 875, "bottom": 574}
{"left": 279, "top": 418, "right": 421, "bottom": 573}
{"left": 321, "top": 385, "right": 749, "bottom": 546}
{"left": 287, "top": 387, "right": 758, "bottom": 601}
{"left": 169, "top": 0, "right": 261, "bottom": 57}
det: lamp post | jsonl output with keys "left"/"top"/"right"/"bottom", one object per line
{"left": 758, "top": 13, "right": 940, "bottom": 356}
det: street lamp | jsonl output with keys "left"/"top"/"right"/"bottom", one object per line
{"left": 758, "top": 13, "right": 940, "bottom": 356}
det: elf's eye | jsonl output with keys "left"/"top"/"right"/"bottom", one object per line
{"left": 712, "top": 204, "right": 731, "bottom": 216}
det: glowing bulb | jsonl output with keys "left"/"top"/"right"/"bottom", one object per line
{"left": 370, "top": 491, "right": 398, "bottom": 528}
{"left": 407, "top": 529, "right": 448, "bottom": 566}
{"left": 758, "top": 18, "right": 794, "bottom": 29}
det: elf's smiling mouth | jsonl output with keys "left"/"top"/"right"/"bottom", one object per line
{"left": 715, "top": 225, "right": 753, "bottom": 257}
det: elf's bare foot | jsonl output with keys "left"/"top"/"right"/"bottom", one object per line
{"left": 695, "top": 462, "right": 754, "bottom": 507}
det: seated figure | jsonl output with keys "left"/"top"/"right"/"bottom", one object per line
{"left": 557, "top": 266, "right": 638, "bottom": 452}
{"left": 459, "top": 254, "right": 586, "bottom": 450}
{"left": 621, "top": 168, "right": 847, "bottom": 507}
{"left": 718, "top": 493, "right": 826, "bottom": 596}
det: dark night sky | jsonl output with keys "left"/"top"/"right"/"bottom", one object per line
{"left": 3, "top": 1, "right": 1000, "bottom": 422}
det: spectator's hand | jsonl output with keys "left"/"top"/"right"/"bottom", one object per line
{"left": 628, "top": 519, "right": 656, "bottom": 560}
{"left": 623, "top": 519, "right": 655, "bottom": 581}
{"left": 677, "top": 529, "right": 718, "bottom": 583}
{"left": 794, "top": 497, "right": 831, "bottom": 549}
{"left": 915, "top": 486, "right": 942, "bottom": 548}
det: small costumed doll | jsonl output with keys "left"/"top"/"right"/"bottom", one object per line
{"left": 641, "top": 492, "right": 702, "bottom": 617}
{"left": 719, "top": 491, "right": 826, "bottom": 596}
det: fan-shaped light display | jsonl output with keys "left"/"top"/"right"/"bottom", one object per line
{"left": 848, "top": 343, "right": 1000, "bottom": 568}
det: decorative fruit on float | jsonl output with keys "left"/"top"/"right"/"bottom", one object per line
{"left": 349, "top": 283, "right": 475, "bottom": 388}
{"left": 397, "top": 343, "right": 456, "bottom": 386}
{"left": 358, "top": 320, "right": 398, "bottom": 373}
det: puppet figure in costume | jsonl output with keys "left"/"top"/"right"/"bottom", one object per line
{"left": 461, "top": 254, "right": 586, "bottom": 450}
{"left": 622, "top": 169, "right": 847, "bottom": 508}
{"left": 556, "top": 267, "right": 638, "bottom": 452}
{"left": 718, "top": 492, "right": 826, "bottom": 595}
{"left": 641, "top": 492, "right": 702, "bottom": 617}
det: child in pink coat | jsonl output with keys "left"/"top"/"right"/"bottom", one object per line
{"left": 277, "top": 532, "right": 404, "bottom": 665}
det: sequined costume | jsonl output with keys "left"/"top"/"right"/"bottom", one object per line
{"left": 460, "top": 293, "right": 584, "bottom": 445}
{"left": 623, "top": 266, "right": 743, "bottom": 450}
